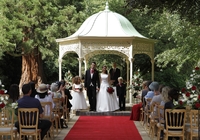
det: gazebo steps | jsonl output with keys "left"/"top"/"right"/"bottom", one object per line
{"left": 74, "top": 104, "right": 132, "bottom": 116}
{"left": 75, "top": 109, "right": 131, "bottom": 116}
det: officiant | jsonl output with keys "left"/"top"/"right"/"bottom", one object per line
{"left": 109, "top": 62, "right": 121, "bottom": 86}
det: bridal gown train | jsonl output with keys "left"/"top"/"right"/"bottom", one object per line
{"left": 96, "top": 73, "right": 119, "bottom": 112}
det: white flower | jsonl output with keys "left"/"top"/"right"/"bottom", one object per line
{"left": 11, "top": 102, "right": 18, "bottom": 109}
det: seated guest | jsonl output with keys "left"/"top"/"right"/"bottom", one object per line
{"left": 141, "top": 80, "right": 152, "bottom": 109}
{"left": 159, "top": 86, "right": 171, "bottom": 119}
{"left": 144, "top": 81, "right": 159, "bottom": 108}
{"left": 15, "top": 83, "right": 51, "bottom": 140}
{"left": 50, "top": 82, "right": 62, "bottom": 98}
{"left": 130, "top": 80, "right": 151, "bottom": 120}
{"left": 8, "top": 84, "right": 19, "bottom": 103}
{"left": 58, "top": 80, "right": 72, "bottom": 114}
{"left": 164, "top": 88, "right": 183, "bottom": 140}
{"left": 150, "top": 84, "right": 164, "bottom": 106}
{"left": 35, "top": 83, "right": 55, "bottom": 115}
{"left": 29, "top": 81, "right": 38, "bottom": 98}
{"left": 149, "top": 84, "right": 164, "bottom": 118}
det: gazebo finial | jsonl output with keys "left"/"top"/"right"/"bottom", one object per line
{"left": 104, "top": 1, "right": 110, "bottom": 11}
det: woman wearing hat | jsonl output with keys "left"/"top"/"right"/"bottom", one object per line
{"left": 35, "top": 83, "right": 55, "bottom": 116}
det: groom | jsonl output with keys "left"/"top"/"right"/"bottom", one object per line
{"left": 84, "top": 62, "right": 100, "bottom": 111}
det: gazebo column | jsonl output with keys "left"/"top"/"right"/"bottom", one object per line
{"left": 129, "top": 58, "right": 134, "bottom": 104}
{"left": 151, "top": 59, "right": 155, "bottom": 81}
{"left": 58, "top": 59, "right": 62, "bottom": 81}
{"left": 126, "top": 59, "right": 130, "bottom": 103}
{"left": 78, "top": 58, "right": 83, "bottom": 79}
{"left": 83, "top": 58, "right": 88, "bottom": 71}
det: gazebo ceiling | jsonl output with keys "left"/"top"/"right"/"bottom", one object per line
{"left": 56, "top": 2, "right": 149, "bottom": 42}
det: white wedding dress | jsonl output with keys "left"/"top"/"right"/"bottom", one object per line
{"left": 96, "top": 73, "right": 119, "bottom": 112}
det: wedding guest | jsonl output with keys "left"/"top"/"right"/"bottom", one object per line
{"left": 70, "top": 76, "right": 87, "bottom": 110}
{"left": 159, "top": 86, "right": 171, "bottom": 119}
{"left": 58, "top": 80, "right": 73, "bottom": 113}
{"left": 130, "top": 80, "right": 151, "bottom": 120}
{"left": 144, "top": 81, "right": 160, "bottom": 106}
{"left": 35, "top": 83, "right": 55, "bottom": 115}
{"left": 150, "top": 84, "right": 164, "bottom": 119}
{"left": 109, "top": 62, "right": 121, "bottom": 86}
{"left": 141, "top": 80, "right": 152, "bottom": 107}
{"left": 29, "top": 81, "right": 38, "bottom": 98}
{"left": 8, "top": 84, "right": 19, "bottom": 103}
{"left": 150, "top": 84, "right": 164, "bottom": 106}
{"left": 50, "top": 82, "right": 63, "bottom": 99}
{"left": 51, "top": 81, "right": 69, "bottom": 128}
{"left": 15, "top": 83, "right": 51, "bottom": 140}
{"left": 164, "top": 88, "right": 183, "bottom": 140}
{"left": 157, "top": 86, "right": 171, "bottom": 139}
{"left": 164, "top": 88, "right": 181, "bottom": 110}
{"left": 116, "top": 77, "right": 126, "bottom": 111}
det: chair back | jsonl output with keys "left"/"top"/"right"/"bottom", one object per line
{"left": 53, "top": 98, "right": 62, "bottom": 113}
{"left": 18, "top": 108, "right": 39, "bottom": 129}
{"left": 0, "top": 107, "right": 18, "bottom": 140}
{"left": 157, "top": 105, "right": 164, "bottom": 124}
{"left": 165, "top": 109, "right": 186, "bottom": 130}
{"left": 0, "top": 107, "right": 16, "bottom": 130}
{"left": 40, "top": 102, "right": 53, "bottom": 120}
{"left": 63, "top": 95, "right": 70, "bottom": 121}
{"left": 188, "top": 109, "right": 198, "bottom": 137}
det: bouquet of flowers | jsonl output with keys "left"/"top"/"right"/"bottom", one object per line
{"left": 107, "top": 86, "right": 114, "bottom": 94}
{"left": 177, "top": 66, "right": 200, "bottom": 109}
{"left": 127, "top": 70, "right": 143, "bottom": 90}
{"left": 126, "top": 70, "right": 143, "bottom": 98}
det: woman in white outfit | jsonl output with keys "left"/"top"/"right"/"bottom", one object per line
{"left": 70, "top": 76, "right": 87, "bottom": 110}
{"left": 35, "top": 83, "right": 55, "bottom": 116}
{"left": 96, "top": 66, "right": 119, "bottom": 112}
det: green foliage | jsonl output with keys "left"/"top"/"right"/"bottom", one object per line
{"left": 125, "top": 0, "right": 200, "bottom": 24}
{"left": 0, "top": 0, "right": 85, "bottom": 57}
{"left": 0, "top": 0, "right": 86, "bottom": 85}
{"left": 147, "top": 10, "right": 200, "bottom": 71}
{"left": 154, "top": 67, "right": 186, "bottom": 89}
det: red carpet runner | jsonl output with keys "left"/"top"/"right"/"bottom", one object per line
{"left": 64, "top": 116, "right": 142, "bottom": 140}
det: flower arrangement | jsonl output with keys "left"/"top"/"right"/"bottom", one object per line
{"left": 127, "top": 70, "right": 143, "bottom": 90}
{"left": 0, "top": 94, "right": 18, "bottom": 112}
{"left": 64, "top": 70, "right": 73, "bottom": 89}
{"left": 127, "top": 70, "right": 143, "bottom": 98}
{"left": 0, "top": 80, "right": 18, "bottom": 111}
{"left": 177, "top": 66, "right": 200, "bottom": 109}
{"left": 107, "top": 86, "right": 114, "bottom": 94}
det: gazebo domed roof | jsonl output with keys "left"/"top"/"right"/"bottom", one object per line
{"left": 65, "top": 2, "right": 146, "bottom": 39}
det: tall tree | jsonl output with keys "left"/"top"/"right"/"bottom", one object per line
{"left": 0, "top": 0, "right": 85, "bottom": 87}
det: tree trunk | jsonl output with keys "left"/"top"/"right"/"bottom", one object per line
{"left": 19, "top": 47, "right": 45, "bottom": 91}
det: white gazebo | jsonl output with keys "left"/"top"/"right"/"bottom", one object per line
{"left": 56, "top": 2, "right": 156, "bottom": 104}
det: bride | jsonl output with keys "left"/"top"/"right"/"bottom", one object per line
{"left": 96, "top": 65, "right": 119, "bottom": 112}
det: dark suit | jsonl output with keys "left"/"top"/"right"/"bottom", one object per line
{"left": 116, "top": 83, "right": 126, "bottom": 111}
{"left": 84, "top": 69, "right": 100, "bottom": 111}
{"left": 109, "top": 68, "right": 120, "bottom": 86}
{"left": 64, "top": 89, "right": 72, "bottom": 111}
